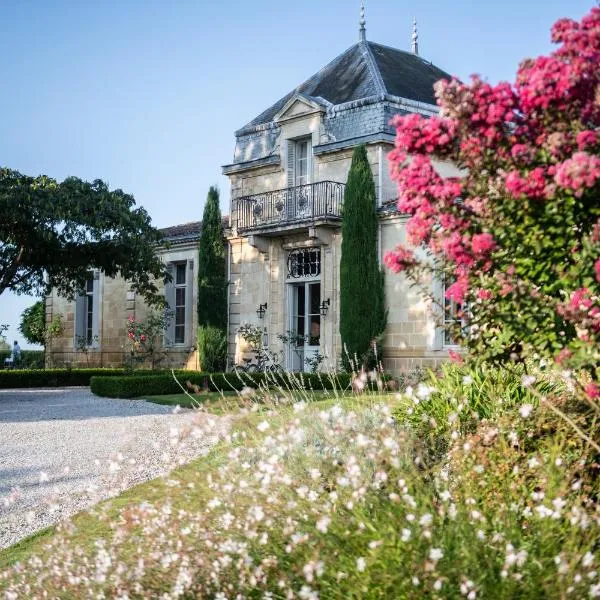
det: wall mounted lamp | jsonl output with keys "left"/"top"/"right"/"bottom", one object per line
{"left": 320, "top": 298, "right": 330, "bottom": 317}
{"left": 256, "top": 302, "right": 268, "bottom": 319}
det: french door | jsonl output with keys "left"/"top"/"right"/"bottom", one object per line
{"left": 287, "top": 281, "right": 321, "bottom": 371}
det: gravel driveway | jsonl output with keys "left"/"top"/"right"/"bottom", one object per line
{"left": 0, "top": 388, "right": 227, "bottom": 549}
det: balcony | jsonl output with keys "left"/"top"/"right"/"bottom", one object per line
{"left": 231, "top": 181, "right": 345, "bottom": 234}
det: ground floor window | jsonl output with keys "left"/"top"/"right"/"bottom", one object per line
{"left": 75, "top": 273, "right": 99, "bottom": 348}
{"left": 442, "top": 277, "right": 463, "bottom": 347}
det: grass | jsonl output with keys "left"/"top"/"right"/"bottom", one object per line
{"left": 0, "top": 391, "right": 396, "bottom": 572}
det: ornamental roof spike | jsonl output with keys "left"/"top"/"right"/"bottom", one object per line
{"left": 411, "top": 17, "right": 419, "bottom": 55}
{"left": 359, "top": 0, "right": 366, "bottom": 42}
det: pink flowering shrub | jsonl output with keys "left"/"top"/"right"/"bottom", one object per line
{"left": 126, "top": 311, "right": 173, "bottom": 369}
{"left": 386, "top": 8, "right": 600, "bottom": 397}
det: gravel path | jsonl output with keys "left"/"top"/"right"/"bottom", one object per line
{"left": 0, "top": 388, "right": 228, "bottom": 549}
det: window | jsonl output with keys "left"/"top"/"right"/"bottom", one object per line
{"left": 165, "top": 260, "right": 193, "bottom": 346}
{"left": 85, "top": 277, "right": 94, "bottom": 345}
{"left": 295, "top": 140, "right": 310, "bottom": 187}
{"left": 75, "top": 273, "right": 100, "bottom": 348}
{"left": 442, "top": 278, "right": 463, "bottom": 347}
{"left": 174, "top": 263, "right": 187, "bottom": 344}
{"left": 287, "top": 138, "right": 312, "bottom": 189}
{"left": 287, "top": 248, "right": 321, "bottom": 279}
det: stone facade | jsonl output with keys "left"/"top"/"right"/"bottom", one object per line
{"left": 46, "top": 229, "right": 201, "bottom": 370}
{"left": 223, "top": 34, "right": 458, "bottom": 374}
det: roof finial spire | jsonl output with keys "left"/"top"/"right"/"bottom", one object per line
{"left": 359, "top": 1, "right": 366, "bottom": 42}
{"left": 411, "top": 17, "right": 419, "bottom": 55}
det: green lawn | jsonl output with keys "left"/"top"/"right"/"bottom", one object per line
{"left": 0, "top": 391, "right": 397, "bottom": 572}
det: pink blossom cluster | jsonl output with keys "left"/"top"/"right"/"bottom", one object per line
{"left": 556, "top": 288, "right": 600, "bottom": 342}
{"left": 554, "top": 152, "right": 600, "bottom": 196}
{"left": 386, "top": 7, "right": 600, "bottom": 392}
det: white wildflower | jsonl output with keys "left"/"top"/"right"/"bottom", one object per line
{"left": 356, "top": 557, "right": 366, "bottom": 572}
{"left": 429, "top": 548, "right": 444, "bottom": 562}
{"left": 519, "top": 404, "right": 534, "bottom": 418}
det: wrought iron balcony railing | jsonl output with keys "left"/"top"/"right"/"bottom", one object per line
{"left": 231, "top": 181, "right": 345, "bottom": 232}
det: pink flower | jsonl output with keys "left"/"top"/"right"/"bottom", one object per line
{"left": 445, "top": 277, "right": 468, "bottom": 304}
{"left": 477, "top": 288, "right": 493, "bottom": 300}
{"left": 383, "top": 247, "right": 416, "bottom": 274}
{"left": 448, "top": 349, "right": 464, "bottom": 364}
{"left": 554, "top": 348, "right": 572, "bottom": 364}
{"left": 555, "top": 152, "right": 600, "bottom": 197}
{"left": 584, "top": 382, "right": 599, "bottom": 400}
{"left": 471, "top": 233, "right": 496, "bottom": 257}
{"left": 576, "top": 130, "right": 597, "bottom": 150}
{"left": 595, "top": 258, "right": 600, "bottom": 283}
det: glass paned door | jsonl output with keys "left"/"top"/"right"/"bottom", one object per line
{"left": 287, "top": 281, "right": 321, "bottom": 371}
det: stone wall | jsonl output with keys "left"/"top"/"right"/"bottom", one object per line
{"left": 45, "top": 243, "right": 200, "bottom": 370}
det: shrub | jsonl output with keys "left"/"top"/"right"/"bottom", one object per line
{"left": 90, "top": 370, "right": 392, "bottom": 398}
{"left": 340, "top": 144, "right": 387, "bottom": 370}
{"left": 0, "top": 368, "right": 126, "bottom": 389}
{"left": 385, "top": 8, "right": 600, "bottom": 395}
{"left": 3, "top": 381, "right": 598, "bottom": 598}
{"left": 197, "top": 326, "right": 227, "bottom": 372}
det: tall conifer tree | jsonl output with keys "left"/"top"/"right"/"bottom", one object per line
{"left": 339, "top": 145, "right": 387, "bottom": 369}
{"left": 197, "top": 186, "right": 227, "bottom": 331}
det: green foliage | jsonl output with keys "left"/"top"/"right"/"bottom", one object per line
{"left": 197, "top": 326, "right": 227, "bottom": 372}
{"left": 90, "top": 370, "right": 389, "bottom": 398}
{"left": 197, "top": 186, "right": 227, "bottom": 330}
{"left": 18, "top": 301, "right": 46, "bottom": 346}
{"left": 0, "top": 168, "right": 168, "bottom": 305}
{"left": 0, "top": 369, "right": 125, "bottom": 388}
{"left": 126, "top": 311, "right": 173, "bottom": 370}
{"left": 0, "top": 350, "right": 45, "bottom": 369}
{"left": 339, "top": 145, "right": 387, "bottom": 370}
{"left": 6, "top": 375, "right": 598, "bottom": 598}
{"left": 394, "top": 363, "right": 565, "bottom": 465}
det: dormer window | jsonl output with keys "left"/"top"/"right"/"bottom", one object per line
{"left": 287, "top": 138, "right": 312, "bottom": 188}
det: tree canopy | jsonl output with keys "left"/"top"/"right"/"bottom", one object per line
{"left": 0, "top": 169, "right": 168, "bottom": 305}
{"left": 339, "top": 144, "right": 387, "bottom": 369}
{"left": 19, "top": 300, "right": 46, "bottom": 346}
{"left": 197, "top": 186, "right": 227, "bottom": 331}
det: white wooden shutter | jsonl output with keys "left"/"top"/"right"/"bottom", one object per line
{"left": 74, "top": 294, "right": 85, "bottom": 348}
{"left": 185, "top": 260, "right": 194, "bottom": 346}
{"left": 287, "top": 140, "right": 296, "bottom": 188}
{"left": 164, "top": 263, "right": 175, "bottom": 346}
{"left": 429, "top": 274, "right": 443, "bottom": 351}
{"left": 92, "top": 272, "right": 101, "bottom": 348}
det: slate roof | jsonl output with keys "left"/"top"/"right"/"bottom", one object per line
{"left": 159, "top": 217, "right": 230, "bottom": 244}
{"left": 244, "top": 40, "right": 450, "bottom": 130}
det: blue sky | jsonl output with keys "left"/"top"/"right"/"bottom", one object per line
{"left": 0, "top": 0, "right": 592, "bottom": 347}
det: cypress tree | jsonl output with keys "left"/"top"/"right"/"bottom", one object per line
{"left": 197, "top": 186, "right": 227, "bottom": 331}
{"left": 339, "top": 144, "right": 387, "bottom": 369}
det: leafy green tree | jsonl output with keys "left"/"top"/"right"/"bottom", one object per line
{"left": 19, "top": 300, "right": 46, "bottom": 346}
{"left": 0, "top": 168, "right": 167, "bottom": 305}
{"left": 197, "top": 186, "right": 227, "bottom": 330}
{"left": 340, "top": 145, "right": 387, "bottom": 369}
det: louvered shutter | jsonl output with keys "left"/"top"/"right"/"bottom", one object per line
{"left": 287, "top": 140, "right": 296, "bottom": 218}
{"left": 164, "top": 263, "right": 176, "bottom": 346}
{"left": 92, "top": 272, "right": 101, "bottom": 347}
{"left": 286, "top": 140, "right": 296, "bottom": 188}
{"left": 74, "top": 294, "right": 85, "bottom": 348}
{"left": 185, "top": 260, "right": 194, "bottom": 346}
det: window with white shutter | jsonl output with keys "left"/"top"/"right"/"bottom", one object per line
{"left": 165, "top": 260, "right": 193, "bottom": 346}
{"left": 74, "top": 272, "right": 100, "bottom": 348}
{"left": 287, "top": 138, "right": 312, "bottom": 188}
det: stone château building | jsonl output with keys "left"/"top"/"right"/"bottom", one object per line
{"left": 46, "top": 11, "right": 461, "bottom": 373}
{"left": 223, "top": 13, "right": 460, "bottom": 373}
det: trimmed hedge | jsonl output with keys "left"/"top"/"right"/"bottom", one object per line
{"left": 90, "top": 371, "right": 372, "bottom": 399}
{"left": 0, "top": 369, "right": 128, "bottom": 389}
